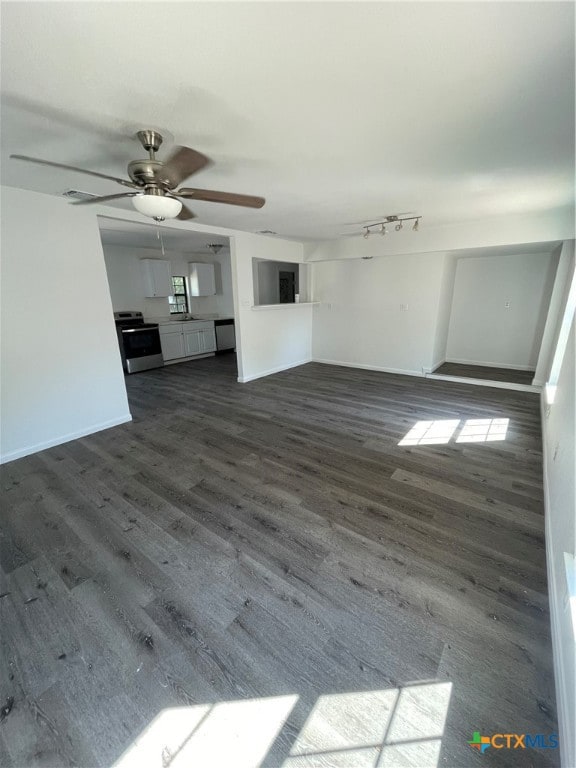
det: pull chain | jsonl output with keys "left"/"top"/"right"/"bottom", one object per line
{"left": 156, "top": 226, "right": 166, "bottom": 257}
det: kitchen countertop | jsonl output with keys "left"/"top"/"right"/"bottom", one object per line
{"left": 151, "top": 315, "right": 234, "bottom": 325}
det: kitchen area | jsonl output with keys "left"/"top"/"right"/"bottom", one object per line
{"left": 98, "top": 216, "right": 236, "bottom": 376}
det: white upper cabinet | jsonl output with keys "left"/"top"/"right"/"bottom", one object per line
{"left": 189, "top": 262, "right": 216, "bottom": 296}
{"left": 141, "top": 259, "right": 173, "bottom": 297}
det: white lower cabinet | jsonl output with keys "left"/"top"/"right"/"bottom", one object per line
{"left": 183, "top": 329, "right": 203, "bottom": 357}
{"left": 159, "top": 321, "right": 216, "bottom": 363}
{"left": 200, "top": 327, "right": 217, "bottom": 353}
{"left": 160, "top": 331, "right": 185, "bottom": 361}
{"left": 183, "top": 327, "right": 217, "bottom": 356}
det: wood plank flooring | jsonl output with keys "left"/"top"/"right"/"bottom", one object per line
{"left": 0, "top": 357, "right": 557, "bottom": 767}
{"left": 434, "top": 362, "right": 535, "bottom": 386}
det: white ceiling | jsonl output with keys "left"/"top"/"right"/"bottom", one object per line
{"left": 98, "top": 216, "right": 229, "bottom": 253}
{"left": 1, "top": 2, "right": 574, "bottom": 241}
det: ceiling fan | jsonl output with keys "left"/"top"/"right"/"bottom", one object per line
{"left": 10, "top": 129, "right": 266, "bottom": 221}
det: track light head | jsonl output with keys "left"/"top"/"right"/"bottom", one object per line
{"left": 363, "top": 228, "right": 370, "bottom": 239}
{"left": 395, "top": 221, "right": 403, "bottom": 232}
{"left": 413, "top": 218, "right": 419, "bottom": 231}
{"left": 380, "top": 224, "right": 387, "bottom": 236}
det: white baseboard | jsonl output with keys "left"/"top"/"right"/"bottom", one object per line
{"left": 0, "top": 413, "right": 133, "bottom": 464}
{"left": 425, "top": 373, "right": 540, "bottom": 393}
{"left": 445, "top": 357, "right": 536, "bottom": 372}
{"left": 540, "top": 392, "right": 573, "bottom": 768}
{"left": 237, "top": 358, "right": 312, "bottom": 383}
{"left": 163, "top": 352, "right": 215, "bottom": 366}
{"left": 312, "top": 358, "right": 424, "bottom": 378}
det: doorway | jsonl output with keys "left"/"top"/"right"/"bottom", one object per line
{"left": 279, "top": 271, "right": 296, "bottom": 303}
{"left": 431, "top": 245, "right": 561, "bottom": 389}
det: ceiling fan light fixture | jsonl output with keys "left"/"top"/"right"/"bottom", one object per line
{"left": 132, "top": 193, "right": 183, "bottom": 221}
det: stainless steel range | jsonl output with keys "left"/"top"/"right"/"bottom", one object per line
{"left": 114, "top": 311, "right": 163, "bottom": 374}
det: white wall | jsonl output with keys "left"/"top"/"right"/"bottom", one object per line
{"left": 0, "top": 186, "right": 131, "bottom": 463}
{"left": 431, "top": 253, "right": 458, "bottom": 370}
{"left": 311, "top": 252, "right": 447, "bottom": 376}
{"left": 534, "top": 241, "right": 576, "bottom": 386}
{"left": 102, "top": 244, "right": 234, "bottom": 319}
{"left": 542, "top": 316, "right": 575, "bottom": 768}
{"left": 256, "top": 260, "right": 280, "bottom": 305}
{"left": 445, "top": 251, "right": 558, "bottom": 369}
{"left": 230, "top": 234, "right": 312, "bottom": 382}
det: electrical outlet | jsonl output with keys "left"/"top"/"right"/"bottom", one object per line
{"left": 400, "top": 303, "right": 409, "bottom": 311}
{"left": 505, "top": 301, "right": 511, "bottom": 308}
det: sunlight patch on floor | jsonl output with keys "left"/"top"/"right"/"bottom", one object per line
{"left": 113, "top": 682, "right": 452, "bottom": 768}
{"left": 287, "top": 682, "right": 451, "bottom": 767}
{"left": 398, "top": 420, "right": 460, "bottom": 446}
{"left": 114, "top": 694, "right": 298, "bottom": 768}
{"left": 456, "top": 418, "right": 509, "bottom": 443}
{"left": 399, "top": 418, "right": 510, "bottom": 446}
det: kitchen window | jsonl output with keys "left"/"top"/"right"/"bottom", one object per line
{"left": 169, "top": 276, "right": 189, "bottom": 314}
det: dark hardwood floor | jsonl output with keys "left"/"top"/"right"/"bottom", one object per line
{"left": 1, "top": 356, "right": 557, "bottom": 767}
{"left": 434, "top": 362, "right": 536, "bottom": 386}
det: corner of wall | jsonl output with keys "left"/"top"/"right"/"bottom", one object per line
{"left": 540, "top": 314, "right": 575, "bottom": 768}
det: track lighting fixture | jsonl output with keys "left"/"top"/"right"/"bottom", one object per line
{"left": 360, "top": 214, "right": 421, "bottom": 238}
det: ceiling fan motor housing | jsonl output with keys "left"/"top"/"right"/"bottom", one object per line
{"left": 128, "top": 159, "right": 168, "bottom": 187}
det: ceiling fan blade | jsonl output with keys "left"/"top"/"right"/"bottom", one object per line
{"left": 176, "top": 188, "right": 265, "bottom": 208}
{"left": 10, "top": 154, "right": 138, "bottom": 188}
{"left": 156, "top": 146, "right": 211, "bottom": 188}
{"left": 71, "top": 192, "right": 138, "bottom": 205}
{"left": 176, "top": 203, "right": 195, "bottom": 220}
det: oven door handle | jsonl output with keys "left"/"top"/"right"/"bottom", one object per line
{"left": 122, "top": 327, "right": 158, "bottom": 333}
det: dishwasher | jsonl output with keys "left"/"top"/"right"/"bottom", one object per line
{"left": 215, "top": 318, "right": 236, "bottom": 352}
